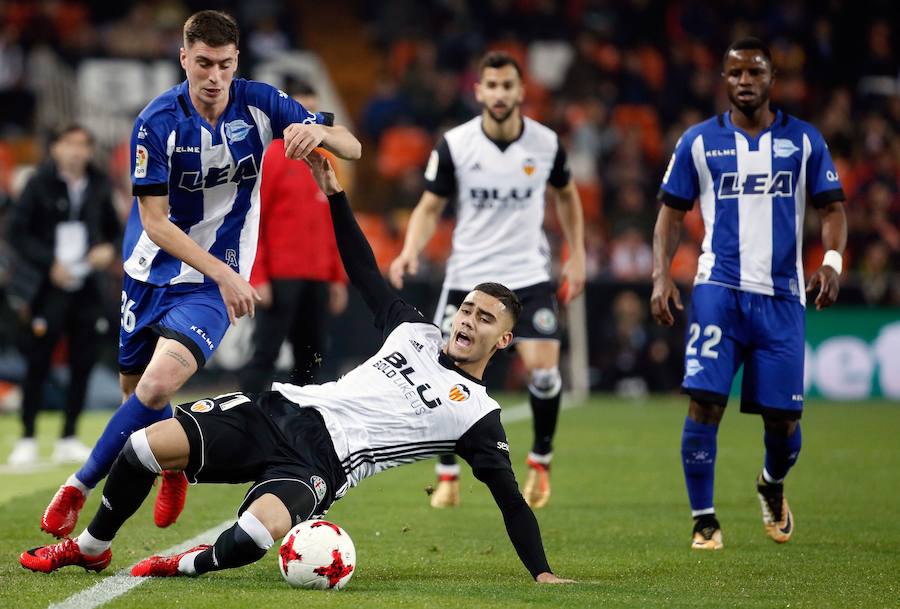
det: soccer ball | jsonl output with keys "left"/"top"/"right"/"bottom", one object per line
{"left": 278, "top": 520, "right": 356, "bottom": 590}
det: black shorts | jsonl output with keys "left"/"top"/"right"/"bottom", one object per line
{"left": 433, "top": 281, "right": 561, "bottom": 341}
{"left": 174, "top": 391, "right": 347, "bottom": 525}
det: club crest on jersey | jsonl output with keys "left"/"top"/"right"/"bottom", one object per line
{"left": 224, "top": 119, "right": 254, "bottom": 144}
{"left": 533, "top": 308, "right": 558, "bottom": 335}
{"left": 717, "top": 171, "right": 794, "bottom": 198}
{"left": 448, "top": 384, "right": 470, "bottom": 402}
{"left": 310, "top": 475, "right": 327, "bottom": 501}
{"left": 522, "top": 157, "right": 536, "bottom": 176}
{"left": 134, "top": 145, "right": 148, "bottom": 178}
{"left": 190, "top": 399, "right": 214, "bottom": 413}
{"left": 773, "top": 138, "right": 800, "bottom": 158}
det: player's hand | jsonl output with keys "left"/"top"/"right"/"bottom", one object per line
{"left": 303, "top": 151, "right": 342, "bottom": 195}
{"left": 255, "top": 281, "right": 273, "bottom": 309}
{"left": 560, "top": 252, "right": 586, "bottom": 304}
{"left": 284, "top": 123, "right": 325, "bottom": 161}
{"left": 650, "top": 275, "right": 683, "bottom": 326}
{"left": 535, "top": 572, "right": 576, "bottom": 584}
{"left": 388, "top": 252, "right": 418, "bottom": 289}
{"left": 214, "top": 266, "right": 261, "bottom": 324}
{"left": 806, "top": 265, "right": 840, "bottom": 310}
{"left": 328, "top": 282, "right": 348, "bottom": 315}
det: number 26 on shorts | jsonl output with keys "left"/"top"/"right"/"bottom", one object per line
{"left": 686, "top": 323, "right": 721, "bottom": 359}
{"left": 121, "top": 290, "right": 137, "bottom": 333}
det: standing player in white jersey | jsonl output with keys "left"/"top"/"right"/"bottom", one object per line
{"left": 38, "top": 10, "right": 361, "bottom": 541}
{"left": 389, "top": 52, "right": 586, "bottom": 509}
{"left": 20, "top": 152, "right": 573, "bottom": 585}
{"left": 651, "top": 38, "right": 847, "bottom": 550}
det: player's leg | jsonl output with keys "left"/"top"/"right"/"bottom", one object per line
{"left": 239, "top": 279, "right": 298, "bottom": 393}
{"left": 290, "top": 281, "right": 329, "bottom": 385}
{"left": 680, "top": 284, "right": 748, "bottom": 549}
{"left": 430, "top": 287, "right": 467, "bottom": 507}
{"left": 517, "top": 338, "right": 562, "bottom": 510}
{"left": 741, "top": 294, "right": 805, "bottom": 543}
{"left": 19, "top": 418, "right": 189, "bottom": 573}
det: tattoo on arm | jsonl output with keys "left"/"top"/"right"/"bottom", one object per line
{"left": 164, "top": 350, "right": 192, "bottom": 369}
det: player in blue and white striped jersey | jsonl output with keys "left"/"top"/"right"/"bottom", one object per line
{"left": 40, "top": 10, "right": 361, "bottom": 540}
{"left": 651, "top": 38, "right": 847, "bottom": 550}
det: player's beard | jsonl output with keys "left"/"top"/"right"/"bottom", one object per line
{"left": 486, "top": 102, "right": 518, "bottom": 124}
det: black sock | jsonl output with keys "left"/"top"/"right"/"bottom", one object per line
{"left": 86, "top": 448, "right": 156, "bottom": 541}
{"left": 529, "top": 389, "right": 560, "bottom": 456}
{"left": 438, "top": 453, "right": 457, "bottom": 467}
{"left": 194, "top": 520, "right": 268, "bottom": 574}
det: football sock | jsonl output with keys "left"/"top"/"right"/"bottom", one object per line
{"left": 76, "top": 395, "right": 171, "bottom": 489}
{"left": 437, "top": 453, "right": 459, "bottom": 470}
{"left": 528, "top": 367, "right": 562, "bottom": 456}
{"left": 682, "top": 417, "right": 718, "bottom": 516}
{"left": 763, "top": 423, "right": 801, "bottom": 483}
{"left": 193, "top": 512, "right": 273, "bottom": 575}
{"left": 85, "top": 436, "right": 158, "bottom": 542}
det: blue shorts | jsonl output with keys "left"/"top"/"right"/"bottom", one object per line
{"left": 119, "top": 275, "right": 230, "bottom": 374}
{"left": 682, "top": 283, "right": 805, "bottom": 419}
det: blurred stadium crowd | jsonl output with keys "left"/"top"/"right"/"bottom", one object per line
{"left": 0, "top": 0, "right": 896, "bottom": 402}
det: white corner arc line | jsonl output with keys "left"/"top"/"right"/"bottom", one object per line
{"left": 47, "top": 520, "right": 231, "bottom": 609}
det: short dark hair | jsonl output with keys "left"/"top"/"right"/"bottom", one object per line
{"left": 184, "top": 10, "right": 239, "bottom": 48}
{"left": 473, "top": 282, "right": 522, "bottom": 325}
{"left": 723, "top": 37, "right": 772, "bottom": 68}
{"left": 478, "top": 51, "right": 523, "bottom": 79}
{"left": 50, "top": 123, "right": 93, "bottom": 146}
{"left": 285, "top": 77, "right": 316, "bottom": 98}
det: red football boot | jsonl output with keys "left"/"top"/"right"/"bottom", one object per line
{"left": 154, "top": 470, "right": 188, "bottom": 528}
{"left": 41, "top": 485, "right": 87, "bottom": 537}
{"left": 20, "top": 538, "right": 111, "bottom": 573}
{"left": 131, "top": 544, "right": 211, "bottom": 577}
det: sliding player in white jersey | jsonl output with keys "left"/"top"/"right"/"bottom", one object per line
{"left": 20, "top": 152, "right": 573, "bottom": 585}
{"left": 39, "top": 10, "right": 360, "bottom": 541}
{"left": 652, "top": 38, "right": 847, "bottom": 550}
{"left": 389, "top": 51, "right": 586, "bottom": 509}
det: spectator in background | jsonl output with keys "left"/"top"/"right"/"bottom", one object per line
{"left": 6, "top": 124, "right": 118, "bottom": 467}
{"left": 240, "top": 81, "right": 348, "bottom": 393}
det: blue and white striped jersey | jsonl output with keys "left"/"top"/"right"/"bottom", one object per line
{"left": 125, "top": 79, "right": 332, "bottom": 286}
{"left": 658, "top": 109, "right": 845, "bottom": 305}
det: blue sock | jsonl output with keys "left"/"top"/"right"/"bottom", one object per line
{"left": 682, "top": 417, "right": 719, "bottom": 516}
{"left": 76, "top": 396, "right": 172, "bottom": 489}
{"left": 763, "top": 423, "right": 801, "bottom": 482}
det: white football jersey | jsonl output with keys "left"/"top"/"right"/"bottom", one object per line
{"left": 273, "top": 322, "right": 500, "bottom": 488}
{"left": 424, "top": 116, "right": 570, "bottom": 291}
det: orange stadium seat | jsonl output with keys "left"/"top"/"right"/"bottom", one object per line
{"left": 377, "top": 126, "right": 432, "bottom": 179}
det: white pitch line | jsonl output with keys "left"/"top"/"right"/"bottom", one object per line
{"left": 47, "top": 521, "right": 231, "bottom": 609}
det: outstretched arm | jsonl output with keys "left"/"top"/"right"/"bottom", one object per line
{"left": 304, "top": 152, "right": 403, "bottom": 329}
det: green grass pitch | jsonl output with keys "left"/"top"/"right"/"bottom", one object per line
{"left": 1, "top": 395, "right": 898, "bottom": 609}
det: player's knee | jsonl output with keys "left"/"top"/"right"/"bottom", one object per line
{"left": 528, "top": 367, "right": 562, "bottom": 399}
{"left": 763, "top": 417, "right": 798, "bottom": 437}
{"left": 134, "top": 374, "right": 176, "bottom": 409}
{"left": 121, "top": 429, "right": 162, "bottom": 474}
{"left": 688, "top": 399, "right": 725, "bottom": 425}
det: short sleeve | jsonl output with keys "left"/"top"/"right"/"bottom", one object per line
{"left": 131, "top": 118, "right": 171, "bottom": 197}
{"left": 657, "top": 133, "right": 700, "bottom": 210}
{"left": 423, "top": 137, "right": 456, "bottom": 197}
{"left": 547, "top": 138, "right": 571, "bottom": 188}
{"left": 455, "top": 410, "right": 512, "bottom": 473}
{"left": 264, "top": 84, "right": 331, "bottom": 136}
{"left": 806, "top": 129, "right": 846, "bottom": 208}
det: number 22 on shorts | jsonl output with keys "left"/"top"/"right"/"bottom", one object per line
{"left": 686, "top": 323, "right": 721, "bottom": 359}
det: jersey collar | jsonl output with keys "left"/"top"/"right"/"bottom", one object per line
{"left": 437, "top": 351, "right": 485, "bottom": 386}
{"left": 721, "top": 107, "right": 785, "bottom": 142}
{"left": 480, "top": 117, "right": 526, "bottom": 152}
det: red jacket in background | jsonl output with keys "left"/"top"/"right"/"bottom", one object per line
{"left": 251, "top": 140, "right": 345, "bottom": 286}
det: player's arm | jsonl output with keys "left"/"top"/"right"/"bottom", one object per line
{"left": 7, "top": 176, "right": 54, "bottom": 271}
{"left": 548, "top": 180, "right": 586, "bottom": 303}
{"left": 389, "top": 137, "right": 455, "bottom": 289}
{"left": 137, "top": 194, "right": 259, "bottom": 324}
{"left": 650, "top": 205, "right": 686, "bottom": 326}
{"left": 304, "top": 151, "right": 422, "bottom": 333}
{"left": 388, "top": 191, "right": 449, "bottom": 288}
{"left": 456, "top": 411, "right": 573, "bottom": 583}
{"left": 805, "top": 130, "right": 848, "bottom": 310}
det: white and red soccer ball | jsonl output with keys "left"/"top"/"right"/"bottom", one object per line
{"left": 278, "top": 520, "right": 356, "bottom": 590}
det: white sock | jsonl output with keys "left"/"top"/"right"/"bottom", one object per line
{"left": 67, "top": 473, "right": 91, "bottom": 495}
{"left": 75, "top": 529, "right": 110, "bottom": 556}
{"left": 528, "top": 451, "right": 553, "bottom": 465}
{"left": 762, "top": 468, "right": 784, "bottom": 485}
{"left": 177, "top": 549, "right": 205, "bottom": 576}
